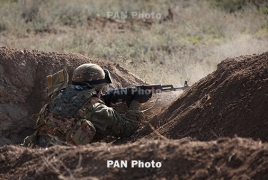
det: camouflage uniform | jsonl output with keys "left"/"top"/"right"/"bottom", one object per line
{"left": 35, "top": 85, "right": 141, "bottom": 147}
{"left": 21, "top": 63, "right": 142, "bottom": 147}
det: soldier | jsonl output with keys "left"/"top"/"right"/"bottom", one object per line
{"left": 21, "top": 63, "right": 151, "bottom": 147}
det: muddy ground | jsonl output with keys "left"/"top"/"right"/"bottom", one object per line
{"left": 0, "top": 47, "right": 268, "bottom": 179}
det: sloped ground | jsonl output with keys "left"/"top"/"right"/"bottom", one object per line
{"left": 1, "top": 47, "right": 268, "bottom": 179}
{"left": 0, "top": 138, "right": 268, "bottom": 180}
{"left": 136, "top": 51, "right": 268, "bottom": 142}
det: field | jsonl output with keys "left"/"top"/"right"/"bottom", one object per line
{"left": 0, "top": 0, "right": 267, "bottom": 84}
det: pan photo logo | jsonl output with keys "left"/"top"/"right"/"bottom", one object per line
{"left": 107, "top": 160, "right": 162, "bottom": 168}
{"left": 107, "top": 11, "right": 162, "bottom": 20}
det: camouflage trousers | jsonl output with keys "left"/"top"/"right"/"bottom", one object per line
{"left": 37, "top": 134, "right": 69, "bottom": 147}
{"left": 38, "top": 117, "right": 96, "bottom": 146}
{"left": 21, "top": 118, "right": 96, "bottom": 148}
{"left": 21, "top": 127, "right": 70, "bottom": 148}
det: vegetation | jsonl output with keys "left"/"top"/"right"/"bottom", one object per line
{"left": 0, "top": 0, "right": 267, "bottom": 85}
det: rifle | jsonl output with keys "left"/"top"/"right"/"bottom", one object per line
{"left": 101, "top": 81, "right": 189, "bottom": 107}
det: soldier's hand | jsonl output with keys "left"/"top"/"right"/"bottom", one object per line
{"left": 109, "top": 98, "right": 123, "bottom": 107}
{"left": 133, "top": 90, "right": 152, "bottom": 103}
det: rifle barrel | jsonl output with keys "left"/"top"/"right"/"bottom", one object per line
{"left": 161, "top": 84, "right": 174, "bottom": 91}
{"left": 161, "top": 81, "right": 189, "bottom": 92}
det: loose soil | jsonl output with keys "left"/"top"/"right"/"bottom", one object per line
{"left": 1, "top": 137, "right": 268, "bottom": 180}
{"left": 0, "top": 47, "right": 268, "bottom": 179}
{"left": 136, "top": 51, "right": 268, "bottom": 142}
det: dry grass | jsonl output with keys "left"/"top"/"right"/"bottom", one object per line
{"left": 0, "top": 0, "right": 267, "bottom": 86}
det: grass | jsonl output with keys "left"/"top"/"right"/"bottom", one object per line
{"left": 0, "top": 0, "right": 268, "bottom": 86}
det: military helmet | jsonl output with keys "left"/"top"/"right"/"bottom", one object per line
{"left": 72, "top": 63, "right": 112, "bottom": 90}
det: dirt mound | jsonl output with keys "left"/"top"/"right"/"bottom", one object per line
{"left": 1, "top": 137, "right": 268, "bottom": 180}
{"left": 0, "top": 47, "right": 174, "bottom": 145}
{"left": 137, "top": 51, "right": 268, "bottom": 141}
{"left": 2, "top": 47, "right": 268, "bottom": 179}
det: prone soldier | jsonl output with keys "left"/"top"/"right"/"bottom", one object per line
{"left": 21, "top": 63, "right": 152, "bottom": 147}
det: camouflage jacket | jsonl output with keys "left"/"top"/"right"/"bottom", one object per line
{"left": 22, "top": 84, "right": 141, "bottom": 147}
